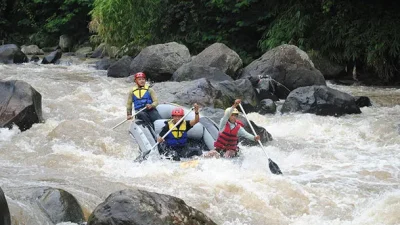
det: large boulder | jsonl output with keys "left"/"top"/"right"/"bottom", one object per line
{"left": 212, "top": 79, "right": 258, "bottom": 111}
{"left": 239, "top": 44, "right": 326, "bottom": 99}
{"left": 281, "top": 85, "right": 361, "bottom": 116}
{"left": 152, "top": 78, "right": 221, "bottom": 107}
{"left": 0, "top": 80, "right": 43, "bottom": 131}
{"left": 33, "top": 187, "right": 85, "bottom": 224}
{"left": 107, "top": 56, "right": 132, "bottom": 78}
{"left": 0, "top": 44, "right": 28, "bottom": 64}
{"left": 88, "top": 189, "right": 216, "bottom": 225}
{"left": 130, "top": 42, "right": 191, "bottom": 82}
{"left": 190, "top": 43, "right": 242, "bottom": 78}
{"left": 172, "top": 64, "right": 233, "bottom": 82}
{"left": 309, "top": 53, "right": 345, "bottom": 79}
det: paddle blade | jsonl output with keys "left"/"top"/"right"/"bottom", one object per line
{"left": 268, "top": 158, "right": 282, "bottom": 175}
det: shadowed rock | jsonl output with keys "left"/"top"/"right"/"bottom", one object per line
{"left": 281, "top": 85, "right": 361, "bottom": 116}
{"left": 34, "top": 187, "right": 85, "bottom": 224}
{"left": 88, "top": 189, "right": 217, "bottom": 225}
{"left": 0, "top": 187, "right": 11, "bottom": 225}
{"left": 0, "top": 80, "right": 43, "bottom": 131}
{"left": 0, "top": 44, "right": 28, "bottom": 64}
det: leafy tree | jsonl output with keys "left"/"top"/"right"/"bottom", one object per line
{"left": 0, "top": 0, "right": 93, "bottom": 46}
{"left": 90, "top": 0, "right": 161, "bottom": 54}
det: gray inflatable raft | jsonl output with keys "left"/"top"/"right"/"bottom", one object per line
{"left": 129, "top": 103, "right": 219, "bottom": 160}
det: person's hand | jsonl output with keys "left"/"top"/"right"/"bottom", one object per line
{"left": 193, "top": 103, "right": 199, "bottom": 113}
{"left": 233, "top": 99, "right": 241, "bottom": 107}
{"left": 254, "top": 135, "right": 260, "bottom": 142}
{"left": 127, "top": 115, "right": 133, "bottom": 120}
{"left": 145, "top": 104, "right": 153, "bottom": 110}
{"left": 157, "top": 137, "right": 164, "bottom": 143}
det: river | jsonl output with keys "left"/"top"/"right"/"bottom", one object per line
{"left": 0, "top": 60, "right": 399, "bottom": 225}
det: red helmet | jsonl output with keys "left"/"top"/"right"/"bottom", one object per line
{"left": 134, "top": 72, "right": 146, "bottom": 80}
{"left": 171, "top": 107, "right": 184, "bottom": 116}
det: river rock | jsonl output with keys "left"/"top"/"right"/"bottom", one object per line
{"left": 281, "top": 85, "right": 361, "bottom": 116}
{"left": 172, "top": 64, "right": 233, "bottom": 82}
{"left": 33, "top": 187, "right": 85, "bottom": 224}
{"left": 107, "top": 55, "right": 132, "bottom": 78}
{"left": 41, "top": 49, "right": 62, "bottom": 64}
{"left": 88, "top": 189, "right": 217, "bottom": 225}
{"left": 0, "top": 80, "right": 43, "bottom": 131}
{"left": 190, "top": 43, "right": 243, "bottom": 78}
{"left": 0, "top": 187, "right": 11, "bottom": 225}
{"left": 0, "top": 44, "right": 28, "bottom": 64}
{"left": 239, "top": 44, "right": 326, "bottom": 99}
{"left": 130, "top": 42, "right": 191, "bottom": 82}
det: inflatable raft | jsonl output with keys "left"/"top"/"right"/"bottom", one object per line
{"left": 129, "top": 103, "right": 219, "bottom": 160}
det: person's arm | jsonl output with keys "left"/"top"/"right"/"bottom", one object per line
{"left": 126, "top": 91, "right": 133, "bottom": 116}
{"left": 189, "top": 103, "right": 200, "bottom": 126}
{"left": 157, "top": 123, "right": 169, "bottom": 142}
{"left": 219, "top": 108, "right": 232, "bottom": 130}
{"left": 185, "top": 120, "right": 193, "bottom": 131}
{"left": 238, "top": 127, "right": 256, "bottom": 140}
{"left": 238, "top": 127, "right": 261, "bottom": 141}
{"left": 148, "top": 88, "right": 159, "bottom": 108}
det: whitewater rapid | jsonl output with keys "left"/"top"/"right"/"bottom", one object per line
{"left": 0, "top": 61, "right": 399, "bottom": 225}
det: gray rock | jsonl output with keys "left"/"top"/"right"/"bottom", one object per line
{"left": 0, "top": 80, "right": 43, "bottom": 131}
{"left": 172, "top": 64, "right": 233, "bottom": 82}
{"left": 281, "top": 85, "right": 361, "bottom": 116}
{"left": 88, "top": 189, "right": 217, "bottom": 225}
{"left": 240, "top": 44, "right": 326, "bottom": 99}
{"left": 130, "top": 42, "right": 191, "bottom": 82}
{"left": 190, "top": 43, "right": 243, "bottom": 78}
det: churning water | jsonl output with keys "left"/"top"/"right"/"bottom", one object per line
{"left": 0, "top": 60, "right": 399, "bottom": 225}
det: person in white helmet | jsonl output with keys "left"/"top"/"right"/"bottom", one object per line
{"left": 204, "top": 99, "right": 260, "bottom": 158}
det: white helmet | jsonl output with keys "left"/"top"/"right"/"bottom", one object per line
{"left": 225, "top": 107, "right": 239, "bottom": 116}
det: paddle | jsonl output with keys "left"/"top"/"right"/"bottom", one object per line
{"left": 238, "top": 103, "right": 282, "bottom": 175}
{"left": 139, "top": 107, "right": 194, "bottom": 161}
{"left": 112, "top": 107, "right": 147, "bottom": 130}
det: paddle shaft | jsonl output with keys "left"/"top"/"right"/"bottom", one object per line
{"left": 151, "top": 107, "right": 194, "bottom": 149}
{"left": 112, "top": 107, "right": 147, "bottom": 130}
{"left": 238, "top": 103, "right": 269, "bottom": 156}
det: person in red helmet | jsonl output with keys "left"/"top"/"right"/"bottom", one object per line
{"left": 157, "top": 103, "right": 200, "bottom": 160}
{"left": 126, "top": 72, "right": 161, "bottom": 127}
{"left": 204, "top": 99, "right": 260, "bottom": 158}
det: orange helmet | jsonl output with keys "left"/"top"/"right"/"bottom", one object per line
{"left": 171, "top": 107, "right": 184, "bottom": 116}
{"left": 134, "top": 72, "right": 146, "bottom": 80}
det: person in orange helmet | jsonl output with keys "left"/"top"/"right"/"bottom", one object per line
{"left": 157, "top": 104, "right": 200, "bottom": 160}
{"left": 126, "top": 72, "right": 161, "bottom": 127}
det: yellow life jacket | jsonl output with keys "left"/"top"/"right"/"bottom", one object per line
{"left": 132, "top": 85, "right": 150, "bottom": 99}
{"left": 168, "top": 120, "right": 187, "bottom": 138}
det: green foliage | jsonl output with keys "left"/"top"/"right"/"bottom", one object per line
{"left": 90, "top": 0, "right": 161, "bottom": 54}
{"left": 0, "top": 0, "right": 93, "bottom": 46}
